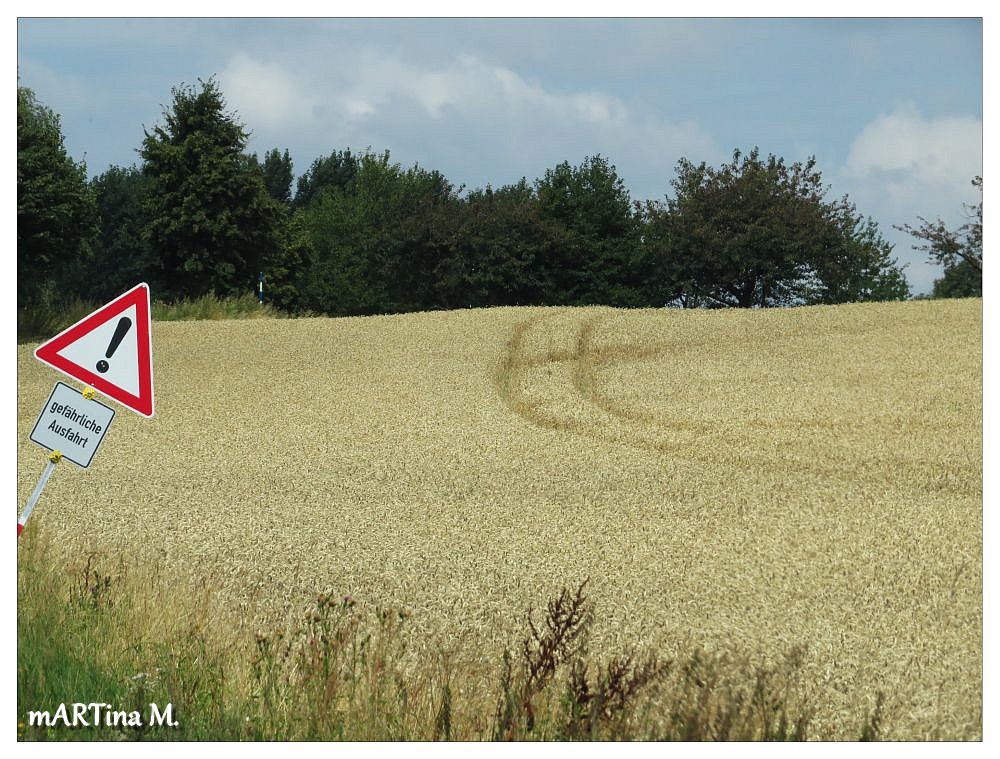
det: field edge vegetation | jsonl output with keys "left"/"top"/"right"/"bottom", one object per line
{"left": 17, "top": 292, "right": 290, "bottom": 344}
{"left": 17, "top": 525, "right": 887, "bottom": 742}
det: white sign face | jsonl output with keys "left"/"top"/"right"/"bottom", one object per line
{"left": 58, "top": 304, "right": 141, "bottom": 396}
{"left": 29, "top": 382, "right": 116, "bottom": 468}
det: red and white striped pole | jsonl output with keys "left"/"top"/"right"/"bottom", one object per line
{"left": 18, "top": 450, "right": 61, "bottom": 538}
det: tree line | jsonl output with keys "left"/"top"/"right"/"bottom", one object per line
{"left": 18, "top": 78, "right": 982, "bottom": 318}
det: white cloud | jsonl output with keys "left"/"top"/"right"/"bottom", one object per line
{"left": 833, "top": 103, "right": 982, "bottom": 295}
{"left": 18, "top": 56, "right": 102, "bottom": 116}
{"left": 218, "top": 53, "right": 315, "bottom": 132}
{"left": 326, "top": 50, "right": 630, "bottom": 127}
{"left": 845, "top": 103, "right": 981, "bottom": 186}
{"left": 214, "top": 46, "right": 719, "bottom": 200}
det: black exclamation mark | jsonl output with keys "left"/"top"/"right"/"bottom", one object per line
{"left": 96, "top": 317, "right": 132, "bottom": 374}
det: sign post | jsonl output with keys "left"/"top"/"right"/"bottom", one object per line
{"left": 19, "top": 284, "right": 155, "bottom": 539}
{"left": 18, "top": 451, "right": 62, "bottom": 537}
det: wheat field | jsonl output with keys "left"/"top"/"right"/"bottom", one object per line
{"left": 16, "top": 298, "right": 982, "bottom": 739}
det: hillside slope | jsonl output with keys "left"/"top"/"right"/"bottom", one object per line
{"left": 16, "top": 299, "right": 982, "bottom": 739}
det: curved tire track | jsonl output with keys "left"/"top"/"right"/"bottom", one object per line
{"left": 494, "top": 310, "right": 963, "bottom": 495}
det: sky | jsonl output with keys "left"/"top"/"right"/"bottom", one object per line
{"left": 16, "top": 17, "right": 983, "bottom": 295}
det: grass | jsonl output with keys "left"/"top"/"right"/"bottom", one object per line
{"left": 150, "top": 294, "right": 287, "bottom": 323}
{"left": 18, "top": 525, "right": 885, "bottom": 741}
{"left": 18, "top": 293, "right": 284, "bottom": 343}
{"left": 16, "top": 299, "right": 982, "bottom": 739}
{"left": 17, "top": 297, "right": 105, "bottom": 345}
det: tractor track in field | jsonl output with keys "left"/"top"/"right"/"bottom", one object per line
{"left": 494, "top": 310, "right": 978, "bottom": 497}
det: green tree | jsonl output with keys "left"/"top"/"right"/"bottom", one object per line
{"left": 88, "top": 165, "right": 154, "bottom": 301}
{"left": 932, "top": 259, "right": 981, "bottom": 298}
{"left": 293, "top": 149, "right": 359, "bottom": 209}
{"left": 300, "top": 150, "right": 459, "bottom": 315}
{"left": 896, "top": 176, "right": 982, "bottom": 298}
{"left": 535, "top": 155, "right": 641, "bottom": 306}
{"left": 140, "top": 78, "right": 284, "bottom": 300}
{"left": 261, "top": 208, "right": 314, "bottom": 311}
{"left": 435, "top": 180, "right": 570, "bottom": 308}
{"left": 299, "top": 150, "right": 400, "bottom": 315}
{"left": 369, "top": 164, "right": 459, "bottom": 313}
{"left": 254, "top": 148, "right": 294, "bottom": 205}
{"left": 801, "top": 207, "right": 910, "bottom": 304}
{"left": 657, "top": 147, "right": 908, "bottom": 308}
{"left": 636, "top": 201, "right": 695, "bottom": 307}
{"left": 17, "top": 86, "right": 96, "bottom": 306}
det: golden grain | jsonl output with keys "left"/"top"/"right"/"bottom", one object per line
{"left": 16, "top": 298, "right": 982, "bottom": 739}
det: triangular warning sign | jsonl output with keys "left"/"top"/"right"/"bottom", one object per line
{"left": 35, "top": 283, "right": 155, "bottom": 418}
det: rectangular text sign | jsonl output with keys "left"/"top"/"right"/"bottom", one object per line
{"left": 30, "top": 382, "right": 115, "bottom": 468}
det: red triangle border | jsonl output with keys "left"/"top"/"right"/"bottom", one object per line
{"left": 34, "top": 283, "right": 155, "bottom": 418}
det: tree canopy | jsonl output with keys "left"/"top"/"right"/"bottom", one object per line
{"left": 22, "top": 79, "right": 956, "bottom": 323}
{"left": 139, "top": 78, "right": 285, "bottom": 300}
{"left": 535, "top": 155, "right": 641, "bottom": 306}
{"left": 294, "top": 149, "right": 360, "bottom": 209}
{"left": 436, "top": 180, "right": 568, "bottom": 308}
{"left": 897, "top": 176, "right": 982, "bottom": 298}
{"left": 88, "top": 164, "right": 153, "bottom": 302}
{"left": 647, "top": 148, "right": 909, "bottom": 308}
{"left": 17, "top": 85, "right": 96, "bottom": 306}
{"left": 254, "top": 148, "right": 294, "bottom": 205}
{"left": 298, "top": 150, "right": 457, "bottom": 315}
